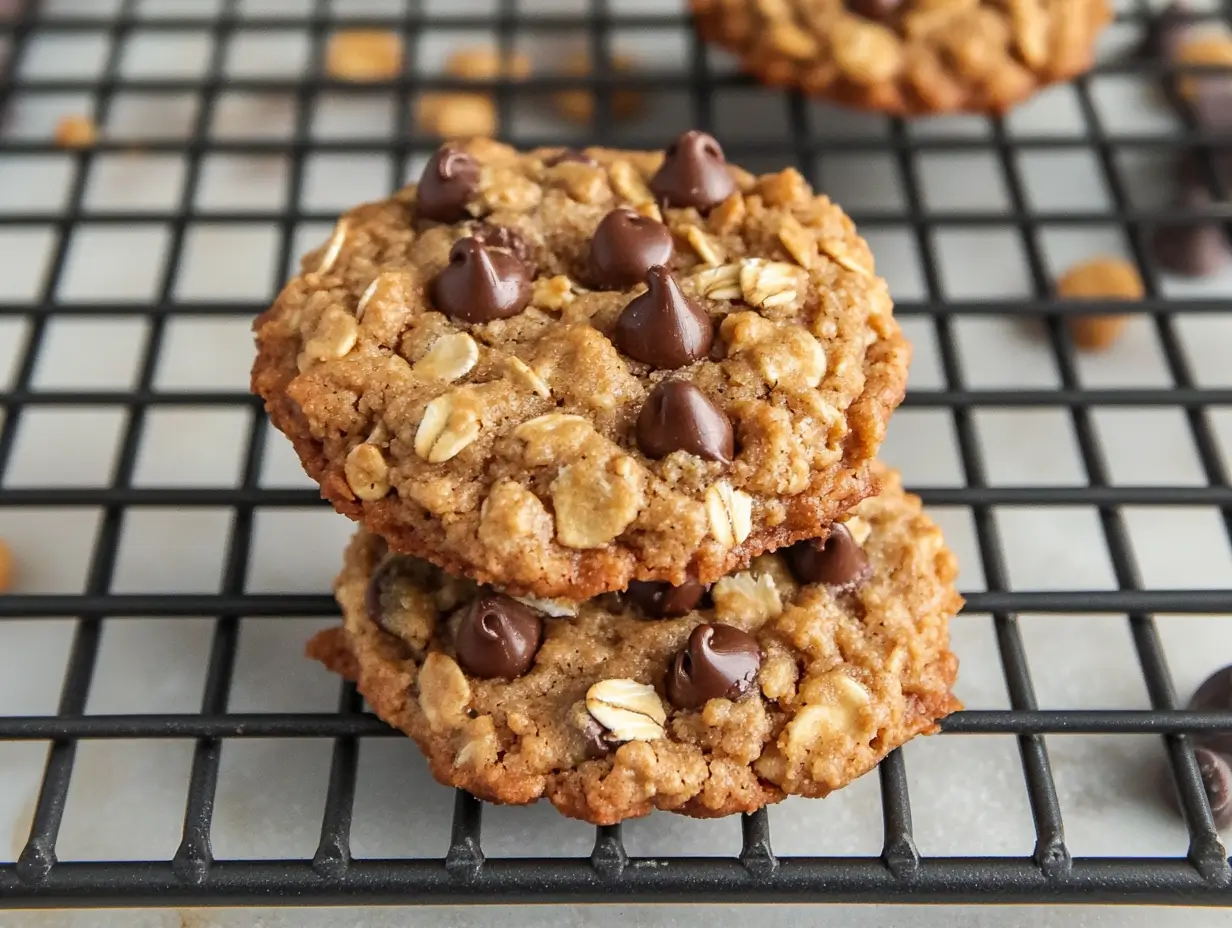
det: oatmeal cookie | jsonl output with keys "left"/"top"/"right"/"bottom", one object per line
{"left": 253, "top": 133, "right": 909, "bottom": 599}
{"left": 308, "top": 465, "right": 962, "bottom": 825}
{"left": 690, "top": 0, "right": 1111, "bottom": 115}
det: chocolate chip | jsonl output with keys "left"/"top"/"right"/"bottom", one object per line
{"left": 1138, "top": 1, "right": 1191, "bottom": 61}
{"left": 612, "top": 266, "right": 713, "bottom": 369}
{"left": 580, "top": 714, "right": 615, "bottom": 759}
{"left": 587, "top": 207, "right": 675, "bottom": 289}
{"left": 849, "top": 0, "right": 902, "bottom": 20}
{"left": 785, "top": 524, "right": 872, "bottom": 590}
{"left": 430, "top": 236, "right": 532, "bottom": 324}
{"left": 1152, "top": 187, "right": 1230, "bottom": 278}
{"left": 650, "top": 130, "right": 737, "bottom": 213}
{"left": 625, "top": 578, "right": 706, "bottom": 618}
{"left": 667, "top": 623, "right": 762, "bottom": 710}
{"left": 1189, "top": 666, "right": 1232, "bottom": 756}
{"left": 453, "top": 593, "right": 543, "bottom": 679}
{"left": 547, "top": 148, "right": 596, "bottom": 167}
{"left": 417, "top": 145, "right": 480, "bottom": 223}
{"left": 636, "top": 380, "right": 733, "bottom": 464}
{"left": 1195, "top": 747, "right": 1232, "bottom": 829}
{"left": 365, "top": 553, "right": 406, "bottom": 629}
{"left": 472, "top": 221, "right": 536, "bottom": 269}
{"left": 364, "top": 554, "right": 433, "bottom": 655}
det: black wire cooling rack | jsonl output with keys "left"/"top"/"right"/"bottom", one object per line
{"left": 3, "top": 0, "right": 1232, "bottom": 910}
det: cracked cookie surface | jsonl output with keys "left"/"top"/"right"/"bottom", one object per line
{"left": 253, "top": 134, "right": 908, "bottom": 599}
{"left": 691, "top": 0, "right": 1110, "bottom": 115}
{"left": 307, "top": 465, "right": 962, "bottom": 825}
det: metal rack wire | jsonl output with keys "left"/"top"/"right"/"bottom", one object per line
{"left": 2, "top": 0, "right": 1232, "bottom": 909}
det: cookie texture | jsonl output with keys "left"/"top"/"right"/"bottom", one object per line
{"left": 308, "top": 466, "right": 962, "bottom": 825}
{"left": 691, "top": 0, "right": 1111, "bottom": 115}
{"left": 253, "top": 135, "right": 909, "bottom": 599}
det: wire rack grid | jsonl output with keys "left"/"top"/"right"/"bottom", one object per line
{"left": 2, "top": 0, "right": 1232, "bottom": 910}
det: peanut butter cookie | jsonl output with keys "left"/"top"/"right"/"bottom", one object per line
{"left": 307, "top": 466, "right": 962, "bottom": 825}
{"left": 690, "top": 0, "right": 1111, "bottom": 115}
{"left": 252, "top": 133, "right": 909, "bottom": 599}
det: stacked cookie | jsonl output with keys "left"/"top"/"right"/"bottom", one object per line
{"left": 252, "top": 133, "right": 963, "bottom": 823}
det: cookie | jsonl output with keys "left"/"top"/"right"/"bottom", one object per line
{"left": 690, "top": 0, "right": 1111, "bottom": 115}
{"left": 252, "top": 134, "right": 909, "bottom": 600}
{"left": 307, "top": 466, "right": 962, "bottom": 825}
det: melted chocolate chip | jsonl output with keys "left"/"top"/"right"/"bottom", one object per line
{"left": 785, "top": 524, "right": 872, "bottom": 590}
{"left": 580, "top": 715, "right": 615, "bottom": 759}
{"left": 453, "top": 593, "right": 543, "bottom": 679}
{"left": 636, "top": 380, "right": 733, "bottom": 464}
{"left": 650, "top": 130, "right": 736, "bottom": 213}
{"left": 667, "top": 623, "right": 762, "bottom": 710}
{"left": 849, "top": 0, "right": 903, "bottom": 19}
{"left": 625, "top": 578, "right": 706, "bottom": 618}
{"left": 1196, "top": 747, "right": 1232, "bottom": 829}
{"left": 365, "top": 554, "right": 407, "bottom": 630}
{"left": 472, "top": 221, "right": 536, "bottom": 269}
{"left": 547, "top": 148, "right": 597, "bottom": 167}
{"left": 613, "top": 266, "right": 713, "bottom": 369}
{"left": 430, "top": 236, "right": 533, "bottom": 323}
{"left": 417, "top": 145, "right": 480, "bottom": 223}
{"left": 1189, "top": 666, "right": 1232, "bottom": 756}
{"left": 587, "top": 207, "right": 675, "bottom": 289}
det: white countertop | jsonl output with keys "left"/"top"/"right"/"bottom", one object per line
{"left": 3, "top": 0, "right": 1232, "bottom": 923}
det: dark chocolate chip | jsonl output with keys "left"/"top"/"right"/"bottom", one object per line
{"left": 636, "top": 380, "right": 734, "bottom": 464}
{"left": 365, "top": 554, "right": 433, "bottom": 655}
{"left": 365, "top": 553, "right": 405, "bottom": 630}
{"left": 667, "top": 623, "right": 762, "bottom": 710}
{"left": 1138, "top": 0, "right": 1192, "bottom": 61}
{"left": 1197, "top": 747, "right": 1232, "bottom": 828}
{"left": 785, "top": 524, "right": 873, "bottom": 590}
{"left": 453, "top": 593, "right": 543, "bottom": 679}
{"left": 417, "top": 145, "right": 480, "bottom": 223}
{"left": 547, "top": 148, "right": 597, "bottom": 167}
{"left": 580, "top": 715, "right": 615, "bottom": 759}
{"left": 472, "top": 221, "right": 536, "bottom": 269}
{"left": 1152, "top": 187, "right": 1230, "bottom": 278}
{"left": 613, "top": 266, "right": 714, "bottom": 369}
{"left": 625, "top": 578, "right": 706, "bottom": 618}
{"left": 1189, "top": 666, "right": 1232, "bottom": 756}
{"left": 587, "top": 207, "right": 675, "bottom": 289}
{"left": 849, "top": 0, "right": 903, "bottom": 20}
{"left": 650, "top": 130, "right": 737, "bottom": 213}
{"left": 430, "top": 236, "right": 533, "bottom": 323}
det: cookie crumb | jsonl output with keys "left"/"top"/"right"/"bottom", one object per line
{"left": 0, "top": 538, "right": 12, "bottom": 592}
{"left": 553, "top": 51, "right": 643, "bottom": 125}
{"left": 326, "top": 30, "right": 403, "bottom": 83}
{"left": 415, "top": 46, "right": 530, "bottom": 138}
{"left": 1056, "top": 256, "right": 1143, "bottom": 352}
{"left": 54, "top": 115, "right": 96, "bottom": 149}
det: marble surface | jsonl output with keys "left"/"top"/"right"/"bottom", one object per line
{"left": 2, "top": 0, "right": 1232, "bottom": 923}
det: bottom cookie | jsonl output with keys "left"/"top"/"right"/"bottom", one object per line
{"left": 309, "top": 465, "right": 962, "bottom": 825}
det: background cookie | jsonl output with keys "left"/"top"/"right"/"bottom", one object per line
{"left": 309, "top": 465, "right": 962, "bottom": 825}
{"left": 253, "top": 134, "right": 909, "bottom": 600}
{"left": 691, "top": 0, "right": 1112, "bottom": 115}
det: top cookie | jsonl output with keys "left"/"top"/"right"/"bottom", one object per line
{"left": 691, "top": 0, "right": 1111, "bottom": 115}
{"left": 252, "top": 133, "right": 909, "bottom": 600}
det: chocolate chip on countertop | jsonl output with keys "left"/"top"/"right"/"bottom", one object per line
{"left": 650, "top": 130, "right": 737, "bottom": 213}
{"left": 785, "top": 523, "right": 873, "bottom": 590}
{"left": 625, "top": 578, "right": 706, "bottom": 618}
{"left": 587, "top": 207, "right": 675, "bottom": 289}
{"left": 1189, "top": 666, "right": 1232, "bottom": 756}
{"left": 1152, "top": 186, "right": 1230, "bottom": 277}
{"left": 636, "top": 380, "right": 734, "bottom": 464}
{"left": 1196, "top": 747, "right": 1232, "bottom": 829}
{"left": 453, "top": 593, "right": 543, "bottom": 679}
{"left": 667, "top": 623, "right": 762, "bottom": 710}
{"left": 417, "top": 145, "right": 480, "bottom": 223}
{"left": 613, "top": 266, "right": 714, "bottom": 368}
{"left": 849, "top": 0, "right": 903, "bottom": 20}
{"left": 430, "top": 236, "right": 533, "bottom": 323}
